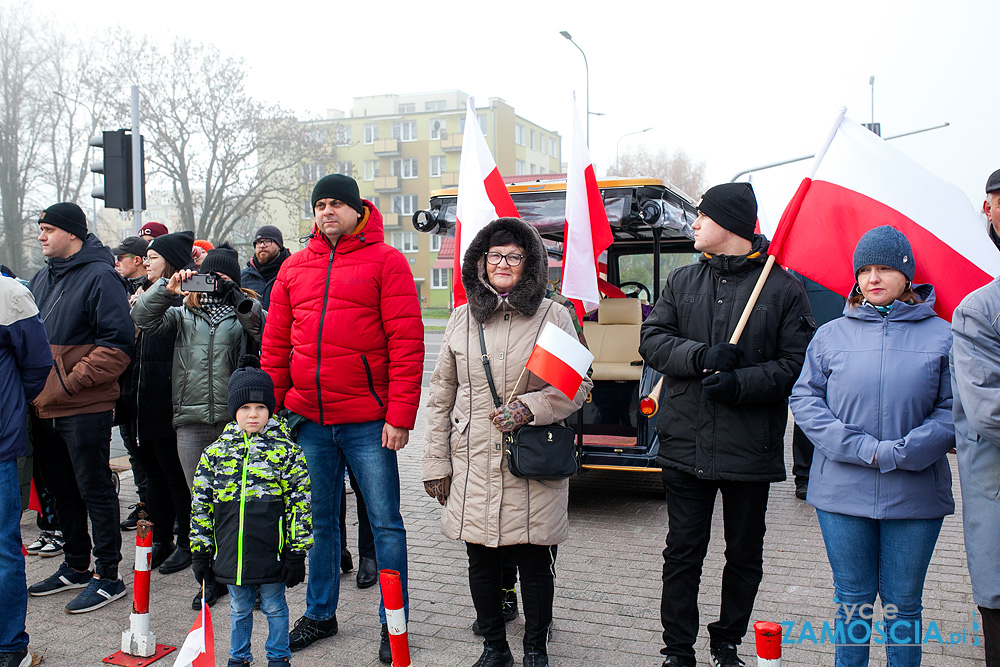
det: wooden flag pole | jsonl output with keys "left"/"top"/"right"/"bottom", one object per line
{"left": 505, "top": 366, "right": 529, "bottom": 406}
{"left": 728, "top": 254, "right": 776, "bottom": 345}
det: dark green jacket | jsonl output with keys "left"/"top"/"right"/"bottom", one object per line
{"left": 189, "top": 418, "right": 312, "bottom": 585}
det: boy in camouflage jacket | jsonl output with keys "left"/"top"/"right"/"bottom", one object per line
{"left": 190, "top": 355, "right": 311, "bottom": 667}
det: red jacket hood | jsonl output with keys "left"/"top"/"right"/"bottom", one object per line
{"left": 308, "top": 200, "right": 384, "bottom": 254}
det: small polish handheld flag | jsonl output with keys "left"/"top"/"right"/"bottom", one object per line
{"left": 173, "top": 598, "right": 214, "bottom": 667}
{"left": 769, "top": 108, "right": 1000, "bottom": 321}
{"left": 454, "top": 95, "right": 519, "bottom": 307}
{"left": 525, "top": 322, "right": 594, "bottom": 400}
{"left": 561, "top": 94, "right": 614, "bottom": 320}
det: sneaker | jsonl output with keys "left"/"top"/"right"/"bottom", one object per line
{"left": 25, "top": 531, "right": 51, "bottom": 555}
{"left": 523, "top": 649, "right": 549, "bottom": 667}
{"left": 39, "top": 531, "right": 64, "bottom": 558}
{"left": 379, "top": 623, "right": 392, "bottom": 664}
{"left": 472, "top": 642, "right": 514, "bottom": 667}
{"left": 64, "top": 576, "right": 127, "bottom": 613}
{"left": 289, "top": 614, "right": 338, "bottom": 652}
{"left": 0, "top": 648, "right": 30, "bottom": 667}
{"left": 661, "top": 658, "right": 685, "bottom": 667}
{"left": 266, "top": 660, "right": 291, "bottom": 667}
{"left": 709, "top": 642, "right": 745, "bottom": 667}
{"left": 120, "top": 504, "right": 142, "bottom": 531}
{"left": 27, "top": 563, "right": 92, "bottom": 596}
{"left": 226, "top": 660, "right": 250, "bottom": 667}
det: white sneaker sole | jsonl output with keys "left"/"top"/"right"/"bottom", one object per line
{"left": 27, "top": 576, "right": 90, "bottom": 597}
{"left": 64, "top": 586, "right": 128, "bottom": 614}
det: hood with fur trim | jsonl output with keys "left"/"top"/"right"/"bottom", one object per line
{"left": 462, "top": 217, "right": 549, "bottom": 323}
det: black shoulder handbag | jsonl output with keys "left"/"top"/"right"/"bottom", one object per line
{"left": 477, "top": 321, "right": 580, "bottom": 480}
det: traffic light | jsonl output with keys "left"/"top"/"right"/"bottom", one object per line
{"left": 89, "top": 129, "right": 145, "bottom": 211}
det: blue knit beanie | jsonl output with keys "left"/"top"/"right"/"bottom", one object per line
{"left": 852, "top": 226, "right": 914, "bottom": 281}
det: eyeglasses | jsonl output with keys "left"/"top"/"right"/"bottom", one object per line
{"left": 253, "top": 238, "right": 275, "bottom": 248}
{"left": 485, "top": 252, "right": 524, "bottom": 267}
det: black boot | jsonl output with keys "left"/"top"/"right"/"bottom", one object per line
{"left": 341, "top": 547, "right": 354, "bottom": 574}
{"left": 357, "top": 556, "right": 378, "bottom": 589}
{"left": 472, "top": 641, "right": 514, "bottom": 667}
{"left": 159, "top": 543, "right": 191, "bottom": 574}
{"left": 150, "top": 541, "right": 175, "bottom": 570}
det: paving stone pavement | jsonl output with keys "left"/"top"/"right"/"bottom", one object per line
{"left": 22, "top": 409, "right": 983, "bottom": 666}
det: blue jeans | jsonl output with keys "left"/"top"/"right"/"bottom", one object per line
{"left": 0, "top": 460, "right": 28, "bottom": 652}
{"left": 297, "top": 419, "right": 408, "bottom": 624}
{"left": 816, "top": 509, "right": 943, "bottom": 667}
{"left": 229, "top": 583, "right": 289, "bottom": 662}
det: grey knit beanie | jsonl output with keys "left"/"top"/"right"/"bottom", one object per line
{"left": 852, "top": 226, "right": 914, "bottom": 281}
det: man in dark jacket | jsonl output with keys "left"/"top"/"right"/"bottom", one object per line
{"left": 0, "top": 275, "right": 52, "bottom": 666}
{"left": 26, "top": 202, "right": 135, "bottom": 614}
{"left": 639, "top": 183, "right": 814, "bottom": 667}
{"left": 241, "top": 225, "right": 291, "bottom": 309}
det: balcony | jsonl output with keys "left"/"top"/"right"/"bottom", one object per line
{"left": 373, "top": 139, "right": 400, "bottom": 156}
{"left": 440, "top": 135, "right": 463, "bottom": 152}
{"left": 440, "top": 172, "right": 459, "bottom": 188}
{"left": 383, "top": 213, "right": 406, "bottom": 229}
{"left": 374, "top": 176, "right": 402, "bottom": 193}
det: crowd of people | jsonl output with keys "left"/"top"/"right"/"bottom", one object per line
{"left": 2, "top": 170, "right": 1000, "bottom": 667}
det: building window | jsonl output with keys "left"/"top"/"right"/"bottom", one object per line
{"left": 429, "top": 118, "right": 446, "bottom": 140}
{"left": 515, "top": 124, "right": 526, "bottom": 146}
{"left": 515, "top": 159, "right": 526, "bottom": 175}
{"left": 364, "top": 160, "right": 379, "bottom": 181}
{"left": 301, "top": 163, "right": 325, "bottom": 183}
{"left": 429, "top": 156, "right": 446, "bottom": 178}
{"left": 549, "top": 137, "right": 558, "bottom": 158}
{"left": 539, "top": 135, "right": 547, "bottom": 156}
{"left": 335, "top": 125, "right": 351, "bottom": 146}
{"left": 398, "top": 103, "right": 415, "bottom": 113}
{"left": 335, "top": 161, "right": 353, "bottom": 176}
{"left": 392, "top": 195, "right": 418, "bottom": 216}
{"left": 391, "top": 158, "right": 418, "bottom": 179}
{"left": 301, "top": 128, "right": 325, "bottom": 147}
{"left": 430, "top": 235, "right": 442, "bottom": 252}
{"left": 364, "top": 123, "right": 379, "bottom": 144}
{"left": 431, "top": 268, "right": 449, "bottom": 289}
{"left": 425, "top": 100, "right": 446, "bottom": 111}
{"left": 530, "top": 129, "right": 537, "bottom": 151}
{"left": 391, "top": 231, "right": 419, "bottom": 253}
{"left": 301, "top": 199, "right": 313, "bottom": 220}
{"left": 530, "top": 163, "right": 537, "bottom": 174}
{"left": 459, "top": 114, "right": 488, "bottom": 136}
{"left": 392, "top": 121, "right": 417, "bottom": 142}
{"left": 370, "top": 196, "right": 380, "bottom": 209}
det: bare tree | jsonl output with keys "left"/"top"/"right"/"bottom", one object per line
{"left": 105, "top": 34, "right": 303, "bottom": 243}
{"left": 615, "top": 146, "right": 708, "bottom": 200}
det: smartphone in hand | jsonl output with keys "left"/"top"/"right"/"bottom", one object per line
{"left": 181, "top": 274, "right": 218, "bottom": 292}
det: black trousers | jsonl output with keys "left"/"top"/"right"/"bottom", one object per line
{"left": 981, "top": 606, "right": 1000, "bottom": 667}
{"left": 339, "top": 465, "right": 374, "bottom": 559}
{"left": 118, "top": 403, "right": 147, "bottom": 505}
{"left": 791, "top": 424, "right": 814, "bottom": 482}
{"left": 32, "top": 412, "right": 122, "bottom": 579}
{"left": 131, "top": 431, "right": 190, "bottom": 548}
{"left": 660, "top": 467, "right": 770, "bottom": 664}
{"left": 467, "top": 542, "right": 556, "bottom": 655}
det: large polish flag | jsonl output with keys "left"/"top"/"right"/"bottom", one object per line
{"left": 562, "top": 95, "right": 614, "bottom": 319}
{"left": 173, "top": 599, "right": 214, "bottom": 667}
{"left": 525, "top": 322, "right": 594, "bottom": 400}
{"left": 769, "top": 108, "right": 1000, "bottom": 320}
{"left": 454, "top": 96, "right": 519, "bottom": 307}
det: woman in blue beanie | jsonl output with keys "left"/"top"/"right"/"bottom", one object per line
{"left": 789, "top": 225, "right": 954, "bottom": 667}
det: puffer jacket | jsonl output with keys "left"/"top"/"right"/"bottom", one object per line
{"left": 638, "top": 235, "right": 814, "bottom": 482}
{"left": 131, "top": 280, "right": 264, "bottom": 427}
{"left": 189, "top": 418, "right": 312, "bottom": 586}
{"left": 951, "top": 277, "right": 1000, "bottom": 608}
{"left": 422, "top": 217, "right": 593, "bottom": 547}
{"left": 28, "top": 234, "right": 134, "bottom": 418}
{"left": 261, "top": 201, "right": 423, "bottom": 428}
{"left": 790, "top": 285, "right": 954, "bottom": 520}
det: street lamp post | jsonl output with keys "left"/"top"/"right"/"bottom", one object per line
{"left": 560, "top": 31, "right": 590, "bottom": 145}
{"left": 616, "top": 127, "right": 653, "bottom": 176}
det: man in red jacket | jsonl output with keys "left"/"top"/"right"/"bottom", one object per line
{"left": 261, "top": 174, "right": 423, "bottom": 663}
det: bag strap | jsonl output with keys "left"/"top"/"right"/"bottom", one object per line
{"left": 477, "top": 322, "right": 502, "bottom": 409}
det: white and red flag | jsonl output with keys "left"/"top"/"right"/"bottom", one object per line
{"left": 561, "top": 95, "right": 614, "bottom": 320}
{"left": 769, "top": 108, "right": 1000, "bottom": 320}
{"left": 454, "top": 96, "right": 519, "bottom": 307}
{"left": 525, "top": 322, "right": 594, "bottom": 400}
{"left": 173, "top": 598, "right": 214, "bottom": 667}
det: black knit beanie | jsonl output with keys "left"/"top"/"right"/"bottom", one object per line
{"left": 252, "top": 225, "right": 284, "bottom": 249}
{"left": 227, "top": 355, "right": 275, "bottom": 419}
{"left": 852, "top": 225, "right": 914, "bottom": 281}
{"left": 311, "top": 174, "right": 364, "bottom": 216}
{"left": 39, "top": 202, "right": 88, "bottom": 239}
{"left": 201, "top": 246, "right": 241, "bottom": 287}
{"left": 148, "top": 231, "right": 194, "bottom": 273}
{"left": 697, "top": 183, "right": 758, "bottom": 241}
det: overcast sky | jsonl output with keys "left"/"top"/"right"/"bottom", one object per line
{"left": 39, "top": 0, "right": 999, "bottom": 220}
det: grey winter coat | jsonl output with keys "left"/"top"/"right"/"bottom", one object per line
{"left": 422, "top": 218, "right": 592, "bottom": 547}
{"left": 131, "top": 279, "right": 265, "bottom": 427}
{"left": 790, "top": 285, "right": 955, "bottom": 520}
{"left": 951, "top": 277, "right": 1000, "bottom": 608}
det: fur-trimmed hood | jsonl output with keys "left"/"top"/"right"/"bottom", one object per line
{"left": 462, "top": 217, "right": 549, "bottom": 323}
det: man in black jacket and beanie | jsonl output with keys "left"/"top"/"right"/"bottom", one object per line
{"left": 639, "top": 183, "right": 814, "bottom": 667}
{"left": 241, "top": 225, "right": 291, "bottom": 309}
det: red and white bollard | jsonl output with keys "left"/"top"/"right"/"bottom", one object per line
{"left": 754, "top": 621, "right": 782, "bottom": 667}
{"left": 379, "top": 569, "right": 412, "bottom": 667}
{"left": 121, "top": 519, "right": 156, "bottom": 657}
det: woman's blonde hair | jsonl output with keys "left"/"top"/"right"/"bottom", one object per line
{"left": 847, "top": 283, "right": 922, "bottom": 308}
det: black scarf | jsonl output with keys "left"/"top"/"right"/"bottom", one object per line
{"left": 252, "top": 248, "right": 290, "bottom": 283}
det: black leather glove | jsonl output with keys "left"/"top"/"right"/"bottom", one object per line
{"left": 701, "top": 371, "right": 740, "bottom": 404}
{"left": 699, "top": 343, "right": 743, "bottom": 373}
{"left": 216, "top": 278, "right": 244, "bottom": 307}
{"left": 192, "top": 552, "right": 212, "bottom": 584}
{"left": 283, "top": 551, "right": 306, "bottom": 588}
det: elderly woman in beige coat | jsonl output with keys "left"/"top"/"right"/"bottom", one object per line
{"left": 423, "top": 217, "right": 592, "bottom": 667}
